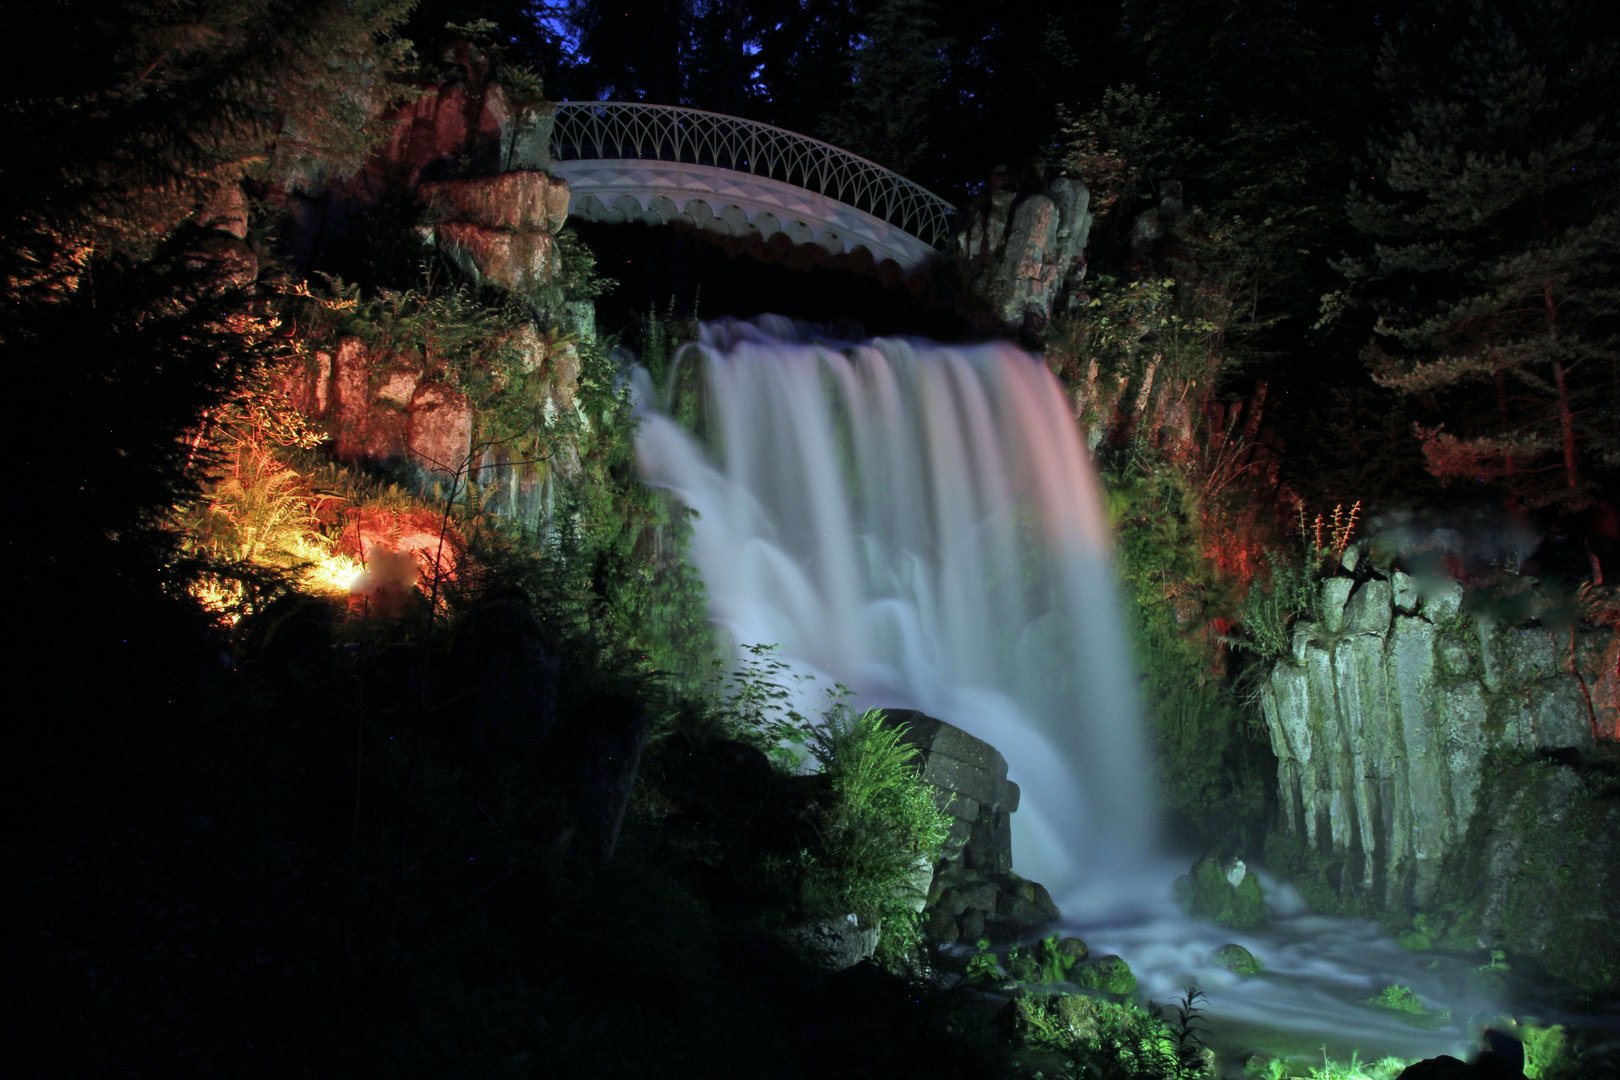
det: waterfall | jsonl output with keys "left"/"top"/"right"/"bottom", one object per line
{"left": 635, "top": 317, "right": 1157, "bottom": 895}
{"left": 633, "top": 318, "right": 1578, "bottom": 1064}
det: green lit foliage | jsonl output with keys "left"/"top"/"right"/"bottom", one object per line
{"left": 707, "top": 644, "right": 818, "bottom": 768}
{"left": 1105, "top": 453, "right": 1269, "bottom": 853}
{"left": 1234, "top": 503, "right": 1359, "bottom": 661}
{"left": 556, "top": 338, "right": 713, "bottom": 688}
{"left": 1005, "top": 935, "right": 1084, "bottom": 986}
{"left": 799, "top": 708, "right": 951, "bottom": 962}
{"left": 1522, "top": 1023, "right": 1581, "bottom": 1080}
{"left": 1250, "top": 1051, "right": 1407, "bottom": 1080}
{"left": 1013, "top": 991, "right": 1197, "bottom": 1080}
{"left": 962, "top": 940, "right": 1004, "bottom": 986}
{"left": 1234, "top": 549, "right": 1317, "bottom": 661}
{"left": 1365, "top": 985, "right": 1451, "bottom": 1029}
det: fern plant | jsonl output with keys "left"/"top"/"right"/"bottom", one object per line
{"left": 800, "top": 707, "right": 951, "bottom": 961}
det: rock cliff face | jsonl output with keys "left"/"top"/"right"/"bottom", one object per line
{"left": 1260, "top": 570, "right": 1612, "bottom": 911}
{"left": 417, "top": 170, "right": 571, "bottom": 292}
{"left": 273, "top": 55, "right": 586, "bottom": 535}
{"left": 955, "top": 177, "right": 1092, "bottom": 336}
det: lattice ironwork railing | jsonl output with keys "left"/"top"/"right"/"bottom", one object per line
{"left": 550, "top": 101, "right": 957, "bottom": 251}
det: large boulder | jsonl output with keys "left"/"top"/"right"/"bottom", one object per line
{"left": 783, "top": 915, "right": 881, "bottom": 972}
{"left": 1210, "top": 943, "right": 1263, "bottom": 975}
{"left": 1177, "top": 855, "right": 1266, "bottom": 929}
{"left": 1073, "top": 954, "right": 1136, "bottom": 995}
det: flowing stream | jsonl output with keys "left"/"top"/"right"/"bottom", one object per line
{"left": 631, "top": 317, "right": 1597, "bottom": 1071}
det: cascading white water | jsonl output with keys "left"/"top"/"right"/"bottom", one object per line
{"left": 634, "top": 316, "right": 1156, "bottom": 894}
{"left": 631, "top": 317, "right": 1596, "bottom": 1068}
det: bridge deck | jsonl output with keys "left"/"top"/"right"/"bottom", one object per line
{"left": 549, "top": 102, "right": 954, "bottom": 275}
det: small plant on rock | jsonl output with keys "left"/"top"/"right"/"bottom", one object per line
{"left": 799, "top": 707, "right": 952, "bottom": 962}
{"left": 1366, "top": 984, "right": 1450, "bottom": 1029}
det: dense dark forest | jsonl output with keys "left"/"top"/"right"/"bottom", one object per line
{"left": 4, "top": 1, "right": 1618, "bottom": 1077}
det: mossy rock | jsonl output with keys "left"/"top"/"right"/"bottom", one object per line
{"left": 1210, "top": 942, "right": 1262, "bottom": 975}
{"left": 1464, "top": 967, "right": 1509, "bottom": 1001}
{"left": 1073, "top": 954, "right": 1136, "bottom": 995}
{"left": 1005, "top": 935, "right": 1089, "bottom": 985}
{"left": 1397, "top": 929, "right": 1433, "bottom": 951}
{"left": 1183, "top": 855, "right": 1265, "bottom": 929}
{"left": 1366, "top": 984, "right": 1450, "bottom": 1029}
{"left": 1056, "top": 936, "right": 1089, "bottom": 963}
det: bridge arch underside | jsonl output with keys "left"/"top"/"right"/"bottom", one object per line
{"left": 550, "top": 160, "right": 940, "bottom": 288}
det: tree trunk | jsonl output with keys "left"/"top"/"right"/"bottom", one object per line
{"left": 1546, "top": 283, "right": 1579, "bottom": 493}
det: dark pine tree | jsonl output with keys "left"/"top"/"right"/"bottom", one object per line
{"left": 817, "top": 0, "right": 947, "bottom": 177}
{"left": 1336, "top": 0, "right": 1620, "bottom": 510}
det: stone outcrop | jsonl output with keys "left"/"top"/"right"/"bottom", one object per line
{"left": 276, "top": 45, "right": 557, "bottom": 263}
{"left": 877, "top": 709, "right": 1060, "bottom": 944}
{"left": 279, "top": 320, "right": 585, "bottom": 535}
{"left": 281, "top": 335, "right": 476, "bottom": 482}
{"left": 418, "top": 170, "right": 571, "bottom": 292}
{"left": 956, "top": 176, "right": 1093, "bottom": 336}
{"left": 1259, "top": 568, "right": 1614, "bottom": 912}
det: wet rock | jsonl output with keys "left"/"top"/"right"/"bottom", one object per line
{"left": 1210, "top": 942, "right": 1262, "bottom": 975}
{"left": 996, "top": 876, "right": 1060, "bottom": 930}
{"left": 1073, "top": 954, "right": 1136, "bottom": 995}
{"left": 954, "top": 175, "right": 1092, "bottom": 335}
{"left": 1056, "top": 937, "right": 1089, "bottom": 963}
{"left": 419, "top": 171, "right": 571, "bottom": 292}
{"left": 922, "top": 908, "right": 959, "bottom": 944}
{"left": 405, "top": 382, "right": 474, "bottom": 478}
{"left": 1320, "top": 577, "right": 1354, "bottom": 631}
{"left": 1344, "top": 578, "right": 1393, "bottom": 635}
{"left": 783, "top": 914, "right": 880, "bottom": 971}
{"left": 1182, "top": 855, "right": 1265, "bottom": 929}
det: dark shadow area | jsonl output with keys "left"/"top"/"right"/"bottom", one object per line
{"left": 575, "top": 220, "right": 976, "bottom": 341}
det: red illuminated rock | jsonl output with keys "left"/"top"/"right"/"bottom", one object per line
{"left": 406, "top": 383, "right": 473, "bottom": 476}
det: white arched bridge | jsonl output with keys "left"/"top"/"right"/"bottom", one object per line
{"left": 547, "top": 102, "right": 957, "bottom": 277}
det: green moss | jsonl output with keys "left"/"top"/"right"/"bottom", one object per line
{"left": 1262, "top": 833, "right": 1378, "bottom": 919}
{"left": 798, "top": 707, "right": 953, "bottom": 962}
{"left": 1073, "top": 954, "right": 1137, "bottom": 995}
{"left": 1211, "top": 943, "right": 1263, "bottom": 975}
{"left": 1188, "top": 856, "right": 1266, "bottom": 928}
{"left": 1430, "top": 751, "right": 1620, "bottom": 997}
{"left": 1013, "top": 991, "right": 1185, "bottom": 1078}
{"left": 1006, "top": 935, "right": 1087, "bottom": 985}
{"left": 1366, "top": 985, "right": 1450, "bottom": 1028}
{"left": 1105, "top": 451, "right": 1271, "bottom": 854}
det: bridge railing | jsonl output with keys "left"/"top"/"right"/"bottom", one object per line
{"left": 550, "top": 101, "right": 958, "bottom": 252}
